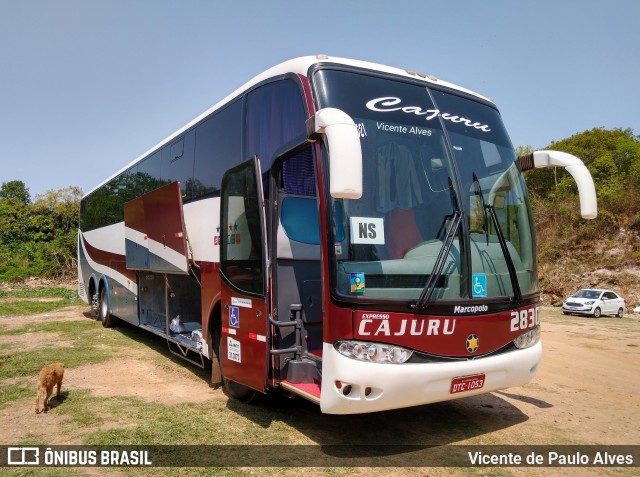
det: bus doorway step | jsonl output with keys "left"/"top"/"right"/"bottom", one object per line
{"left": 280, "top": 380, "right": 320, "bottom": 405}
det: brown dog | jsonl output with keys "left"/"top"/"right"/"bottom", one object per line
{"left": 35, "top": 363, "right": 64, "bottom": 414}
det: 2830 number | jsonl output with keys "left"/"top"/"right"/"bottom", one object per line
{"left": 510, "top": 306, "right": 540, "bottom": 332}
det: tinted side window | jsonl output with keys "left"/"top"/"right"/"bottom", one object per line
{"left": 138, "top": 150, "right": 165, "bottom": 193}
{"left": 245, "top": 79, "right": 307, "bottom": 172}
{"left": 81, "top": 178, "right": 123, "bottom": 230}
{"left": 193, "top": 100, "right": 242, "bottom": 198}
{"left": 161, "top": 130, "right": 195, "bottom": 200}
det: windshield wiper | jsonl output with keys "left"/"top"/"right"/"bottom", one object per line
{"left": 472, "top": 172, "right": 490, "bottom": 245}
{"left": 471, "top": 172, "right": 522, "bottom": 302}
{"left": 412, "top": 178, "right": 462, "bottom": 311}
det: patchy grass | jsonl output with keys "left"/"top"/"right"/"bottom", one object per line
{"left": 0, "top": 300, "right": 74, "bottom": 316}
{"left": 0, "top": 470, "right": 83, "bottom": 477}
{"left": 54, "top": 389, "right": 105, "bottom": 429}
{"left": 0, "top": 286, "right": 79, "bottom": 317}
{"left": 0, "top": 287, "right": 75, "bottom": 299}
{"left": 0, "top": 319, "right": 135, "bottom": 381}
{"left": 0, "top": 319, "right": 98, "bottom": 336}
{"left": 0, "top": 384, "right": 33, "bottom": 409}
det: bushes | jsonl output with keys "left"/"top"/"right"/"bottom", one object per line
{"left": 0, "top": 182, "right": 81, "bottom": 281}
{"left": 526, "top": 128, "right": 640, "bottom": 213}
{"left": 565, "top": 209, "right": 619, "bottom": 242}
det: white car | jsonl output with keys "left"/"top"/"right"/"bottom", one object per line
{"left": 562, "top": 289, "right": 625, "bottom": 318}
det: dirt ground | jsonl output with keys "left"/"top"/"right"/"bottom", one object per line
{"left": 1, "top": 305, "right": 639, "bottom": 475}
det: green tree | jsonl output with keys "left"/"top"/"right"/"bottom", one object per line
{"left": 0, "top": 198, "right": 32, "bottom": 247}
{"left": 33, "top": 186, "right": 83, "bottom": 234}
{"left": 0, "top": 180, "right": 31, "bottom": 204}
{"left": 524, "top": 128, "right": 640, "bottom": 209}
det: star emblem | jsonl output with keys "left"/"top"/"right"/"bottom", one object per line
{"left": 466, "top": 334, "right": 479, "bottom": 353}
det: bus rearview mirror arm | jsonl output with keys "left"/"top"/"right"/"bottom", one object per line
{"left": 307, "top": 108, "right": 363, "bottom": 199}
{"left": 518, "top": 150, "right": 598, "bottom": 220}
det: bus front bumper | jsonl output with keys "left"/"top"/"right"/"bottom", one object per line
{"left": 319, "top": 341, "right": 541, "bottom": 414}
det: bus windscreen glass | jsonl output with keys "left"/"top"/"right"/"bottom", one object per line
{"left": 313, "top": 69, "right": 537, "bottom": 303}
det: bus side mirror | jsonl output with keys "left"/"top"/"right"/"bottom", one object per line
{"left": 307, "top": 108, "right": 363, "bottom": 199}
{"left": 519, "top": 150, "right": 598, "bottom": 220}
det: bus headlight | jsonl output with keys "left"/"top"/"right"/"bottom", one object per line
{"left": 335, "top": 340, "right": 413, "bottom": 364}
{"left": 513, "top": 326, "right": 541, "bottom": 349}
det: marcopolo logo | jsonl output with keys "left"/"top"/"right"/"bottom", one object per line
{"left": 453, "top": 305, "right": 489, "bottom": 314}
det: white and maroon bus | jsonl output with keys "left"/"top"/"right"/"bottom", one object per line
{"left": 78, "top": 55, "right": 597, "bottom": 414}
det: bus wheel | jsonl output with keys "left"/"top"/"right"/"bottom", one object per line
{"left": 91, "top": 291, "right": 99, "bottom": 318}
{"left": 98, "top": 288, "right": 117, "bottom": 328}
{"left": 223, "top": 375, "right": 260, "bottom": 403}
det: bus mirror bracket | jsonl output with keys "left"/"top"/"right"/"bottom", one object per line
{"left": 307, "top": 108, "right": 363, "bottom": 199}
{"left": 519, "top": 150, "right": 598, "bottom": 220}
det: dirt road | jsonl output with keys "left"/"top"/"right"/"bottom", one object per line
{"left": 1, "top": 305, "right": 638, "bottom": 476}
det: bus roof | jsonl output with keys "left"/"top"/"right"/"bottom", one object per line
{"left": 84, "top": 55, "right": 493, "bottom": 198}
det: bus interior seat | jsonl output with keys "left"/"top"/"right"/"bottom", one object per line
{"left": 386, "top": 207, "right": 423, "bottom": 259}
{"left": 277, "top": 196, "right": 321, "bottom": 260}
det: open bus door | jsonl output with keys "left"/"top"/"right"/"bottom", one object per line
{"left": 219, "top": 157, "right": 270, "bottom": 394}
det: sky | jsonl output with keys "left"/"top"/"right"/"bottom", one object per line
{"left": 1, "top": 0, "right": 638, "bottom": 198}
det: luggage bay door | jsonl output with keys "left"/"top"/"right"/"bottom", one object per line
{"left": 124, "top": 181, "right": 189, "bottom": 275}
{"left": 219, "top": 157, "right": 270, "bottom": 392}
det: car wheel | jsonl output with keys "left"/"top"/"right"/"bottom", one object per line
{"left": 593, "top": 307, "right": 601, "bottom": 318}
{"left": 562, "top": 311, "right": 569, "bottom": 315}
{"left": 617, "top": 307, "right": 624, "bottom": 318}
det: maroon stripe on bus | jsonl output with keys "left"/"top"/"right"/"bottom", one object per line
{"left": 80, "top": 233, "right": 137, "bottom": 283}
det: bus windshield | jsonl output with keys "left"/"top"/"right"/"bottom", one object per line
{"left": 313, "top": 69, "right": 537, "bottom": 304}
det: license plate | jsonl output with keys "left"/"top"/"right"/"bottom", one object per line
{"left": 450, "top": 374, "right": 485, "bottom": 394}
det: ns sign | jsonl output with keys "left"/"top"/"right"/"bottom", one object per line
{"left": 350, "top": 217, "right": 385, "bottom": 244}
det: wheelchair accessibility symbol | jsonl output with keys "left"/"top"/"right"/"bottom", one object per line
{"left": 229, "top": 306, "right": 240, "bottom": 328}
{"left": 472, "top": 274, "right": 487, "bottom": 297}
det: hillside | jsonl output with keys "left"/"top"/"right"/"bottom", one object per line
{"left": 524, "top": 127, "right": 640, "bottom": 311}
{"left": 536, "top": 226, "right": 640, "bottom": 309}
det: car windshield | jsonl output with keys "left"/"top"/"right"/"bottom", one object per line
{"left": 314, "top": 69, "right": 537, "bottom": 305}
{"left": 572, "top": 290, "right": 601, "bottom": 299}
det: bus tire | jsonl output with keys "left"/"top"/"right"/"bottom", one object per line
{"left": 223, "top": 373, "right": 260, "bottom": 404}
{"left": 91, "top": 292, "right": 99, "bottom": 318}
{"left": 98, "top": 288, "right": 117, "bottom": 328}
{"left": 214, "top": 320, "right": 259, "bottom": 403}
